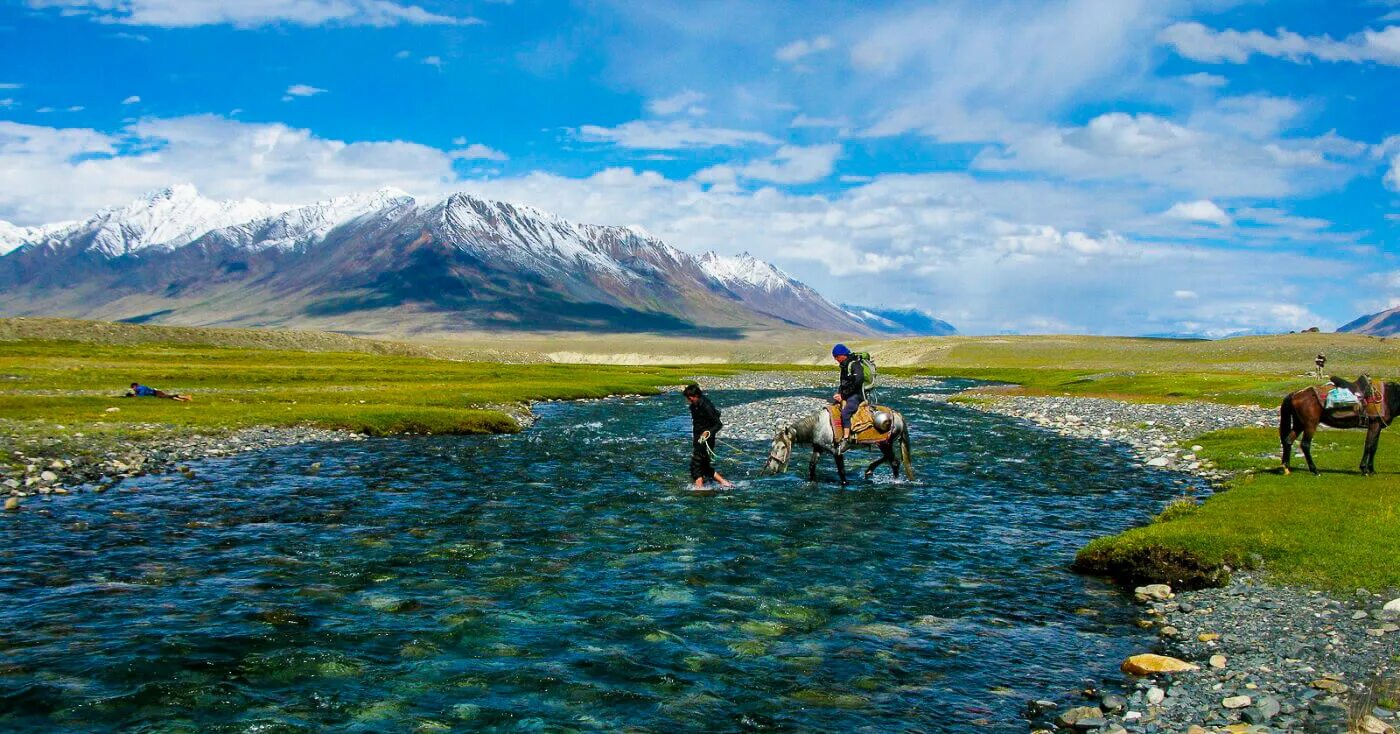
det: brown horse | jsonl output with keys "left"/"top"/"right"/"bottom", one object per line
{"left": 1279, "top": 381, "right": 1400, "bottom": 475}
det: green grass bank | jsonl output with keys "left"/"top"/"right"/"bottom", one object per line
{"left": 0, "top": 333, "right": 742, "bottom": 475}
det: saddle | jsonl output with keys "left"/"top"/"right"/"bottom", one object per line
{"left": 1321, "top": 375, "right": 1386, "bottom": 421}
{"left": 828, "top": 402, "right": 894, "bottom": 445}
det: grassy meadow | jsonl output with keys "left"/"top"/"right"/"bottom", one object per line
{"left": 0, "top": 322, "right": 747, "bottom": 474}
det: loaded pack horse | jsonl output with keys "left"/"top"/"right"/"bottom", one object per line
{"left": 762, "top": 404, "right": 914, "bottom": 484}
{"left": 1280, "top": 376, "right": 1399, "bottom": 476}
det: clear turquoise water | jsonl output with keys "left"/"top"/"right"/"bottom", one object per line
{"left": 0, "top": 382, "right": 1194, "bottom": 732}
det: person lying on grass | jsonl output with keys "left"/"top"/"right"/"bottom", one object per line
{"left": 123, "top": 382, "right": 193, "bottom": 402}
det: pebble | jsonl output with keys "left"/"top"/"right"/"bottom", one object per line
{"left": 1223, "top": 695, "right": 1252, "bottom": 709}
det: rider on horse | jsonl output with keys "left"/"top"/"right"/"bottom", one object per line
{"left": 831, "top": 344, "right": 865, "bottom": 454}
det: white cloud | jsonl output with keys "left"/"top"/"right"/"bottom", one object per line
{"left": 121, "top": 95, "right": 141, "bottom": 104}
{"left": 0, "top": 83, "right": 21, "bottom": 90}
{"left": 576, "top": 120, "right": 778, "bottom": 149}
{"left": 422, "top": 55, "right": 443, "bottom": 69}
{"left": 1164, "top": 200, "right": 1232, "bottom": 226}
{"left": 791, "top": 113, "right": 848, "bottom": 128}
{"left": 695, "top": 144, "right": 842, "bottom": 185}
{"left": 0, "top": 99, "right": 16, "bottom": 109}
{"left": 1160, "top": 21, "right": 1400, "bottom": 66}
{"left": 66, "top": 106, "right": 85, "bottom": 112}
{"left": 395, "top": 49, "right": 411, "bottom": 59}
{"left": 775, "top": 35, "right": 833, "bottom": 63}
{"left": 283, "top": 84, "right": 326, "bottom": 101}
{"left": 23, "top": 0, "right": 481, "bottom": 28}
{"left": 1174, "top": 290, "right": 1198, "bottom": 299}
{"left": 0, "top": 116, "right": 461, "bottom": 225}
{"left": 451, "top": 143, "right": 508, "bottom": 161}
{"left": 647, "top": 90, "right": 706, "bottom": 116}
{"left": 1180, "top": 72, "right": 1228, "bottom": 88}
{"left": 973, "top": 110, "right": 1364, "bottom": 199}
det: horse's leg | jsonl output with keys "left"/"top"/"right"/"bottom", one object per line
{"left": 885, "top": 442, "right": 900, "bottom": 479}
{"left": 834, "top": 452, "right": 849, "bottom": 485}
{"left": 1300, "top": 426, "right": 1319, "bottom": 476}
{"left": 1363, "top": 422, "right": 1381, "bottom": 475}
{"left": 1281, "top": 437, "right": 1293, "bottom": 475}
{"left": 865, "top": 444, "right": 889, "bottom": 479}
{"left": 808, "top": 447, "right": 821, "bottom": 482}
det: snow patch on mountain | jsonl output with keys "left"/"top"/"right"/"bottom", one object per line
{"left": 699, "top": 252, "right": 795, "bottom": 292}
{"left": 842, "top": 305, "right": 957, "bottom": 336}
{"left": 208, "top": 187, "right": 415, "bottom": 252}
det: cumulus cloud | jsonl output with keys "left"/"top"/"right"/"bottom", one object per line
{"left": 973, "top": 110, "right": 1364, "bottom": 199}
{"left": 646, "top": 90, "right": 706, "bottom": 117}
{"left": 775, "top": 35, "right": 834, "bottom": 63}
{"left": 23, "top": 0, "right": 481, "bottom": 28}
{"left": 0, "top": 116, "right": 461, "bottom": 225}
{"left": 695, "top": 144, "right": 842, "bottom": 185}
{"left": 576, "top": 120, "right": 778, "bottom": 149}
{"left": 451, "top": 143, "right": 508, "bottom": 161}
{"left": 1164, "top": 200, "right": 1232, "bottom": 226}
{"left": 1160, "top": 21, "right": 1400, "bottom": 66}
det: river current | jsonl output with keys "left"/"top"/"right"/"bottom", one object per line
{"left": 0, "top": 381, "right": 1194, "bottom": 732}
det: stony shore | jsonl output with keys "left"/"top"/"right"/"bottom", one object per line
{"left": 952, "top": 392, "right": 1399, "bottom": 734}
{"left": 963, "top": 394, "right": 1276, "bottom": 486}
{"left": 1, "top": 425, "right": 363, "bottom": 506}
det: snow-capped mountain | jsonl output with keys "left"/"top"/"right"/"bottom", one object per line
{"left": 16, "top": 184, "right": 286, "bottom": 258}
{"left": 0, "top": 186, "right": 903, "bottom": 337}
{"left": 842, "top": 305, "right": 958, "bottom": 336}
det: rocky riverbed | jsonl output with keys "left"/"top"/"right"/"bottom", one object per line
{"left": 964, "top": 395, "right": 1275, "bottom": 485}
{"left": 2, "top": 425, "right": 363, "bottom": 507}
{"left": 1031, "top": 579, "right": 1400, "bottom": 734}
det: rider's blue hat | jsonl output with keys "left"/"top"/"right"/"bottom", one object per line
{"left": 832, "top": 343, "right": 851, "bottom": 357}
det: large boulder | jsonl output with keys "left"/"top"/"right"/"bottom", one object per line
{"left": 1121, "top": 654, "right": 1199, "bottom": 676}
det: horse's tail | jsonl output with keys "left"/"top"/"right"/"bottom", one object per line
{"left": 1279, "top": 393, "right": 1297, "bottom": 444}
{"left": 899, "top": 416, "right": 915, "bottom": 481}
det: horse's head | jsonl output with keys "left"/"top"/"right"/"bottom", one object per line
{"left": 761, "top": 423, "right": 796, "bottom": 475}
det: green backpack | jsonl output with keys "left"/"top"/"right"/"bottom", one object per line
{"left": 853, "top": 352, "right": 877, "bottom": 388}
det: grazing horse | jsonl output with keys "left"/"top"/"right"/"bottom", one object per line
{"left": 1280, "top": 381, "right": 1399, "bottom": 476}
{"left": 761, "top": 405, "right": 914, "bottom": 484}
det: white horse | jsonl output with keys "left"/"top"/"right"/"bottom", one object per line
{"left": 761, "top": 406, "right": 914, "bottom": 484}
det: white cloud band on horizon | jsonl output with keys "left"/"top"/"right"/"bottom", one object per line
{"left": 23, "top": 0, "right": 481, "bottom": 28}
{"left": 1160, "top": 21, "right": 1400, "bottom": 66}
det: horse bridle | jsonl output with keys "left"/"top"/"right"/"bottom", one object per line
{"left": 765, "top": 426, "right": 794, "bottom": 467}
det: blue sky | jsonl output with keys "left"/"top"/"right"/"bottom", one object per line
{"left": 1, "top": 0, "right": 1397, "bottom": 335}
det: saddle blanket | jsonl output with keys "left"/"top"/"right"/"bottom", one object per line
{"left": 828, "top": 402, "right": 894, "bottom": 445}
{"left": 1319, "top": 383, "right": 1386, "bottom": 421}
{"left": 1325, "top": 387, "right": 1359, "bottom": 410}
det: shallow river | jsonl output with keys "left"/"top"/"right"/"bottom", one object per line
{"left": 0, "top": 382, "right": 1196, "bottom": 732}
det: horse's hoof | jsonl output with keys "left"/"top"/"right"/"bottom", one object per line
{"left": 1282, "top": 467, "right": 1291, "bottom": 476}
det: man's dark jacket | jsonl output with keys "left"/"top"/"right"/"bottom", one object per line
{"left": 690, "top": 395, "right": 723, "bottom": 440}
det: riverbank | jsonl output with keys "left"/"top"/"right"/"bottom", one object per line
{"left": 953, "top": 390, "right": 1400, "bottom": 733}
{"left": 0, "top": 334, "right": 746, "bottom": 506}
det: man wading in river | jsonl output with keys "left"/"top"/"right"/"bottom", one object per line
{"left": 684, "top": 383, "right": 733, "bottom": 490}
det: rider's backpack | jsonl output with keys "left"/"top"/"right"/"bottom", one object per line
{"left": 853, "top": 352, "right": 877, "bottom": 388}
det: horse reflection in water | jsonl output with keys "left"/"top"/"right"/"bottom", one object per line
{"left": 762, "top": 405, "right": 914, "bottom": 484}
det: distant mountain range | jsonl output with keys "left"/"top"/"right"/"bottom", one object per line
{"left": 1338, "top": 307, "right": 1400, "bottom": 337}
{"left": 0, "top": 185, "right": 956, "bottom": 339}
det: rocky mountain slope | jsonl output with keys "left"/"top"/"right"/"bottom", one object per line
{"left": 1338, "top": 307, "right": 1400, "bottom": 337}
{"left": 0, "top": 186, "right": 947, "bottom": 338}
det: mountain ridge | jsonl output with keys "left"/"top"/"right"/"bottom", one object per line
{"left": 0, "top": 186, "right": 954, "bottom": 338}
